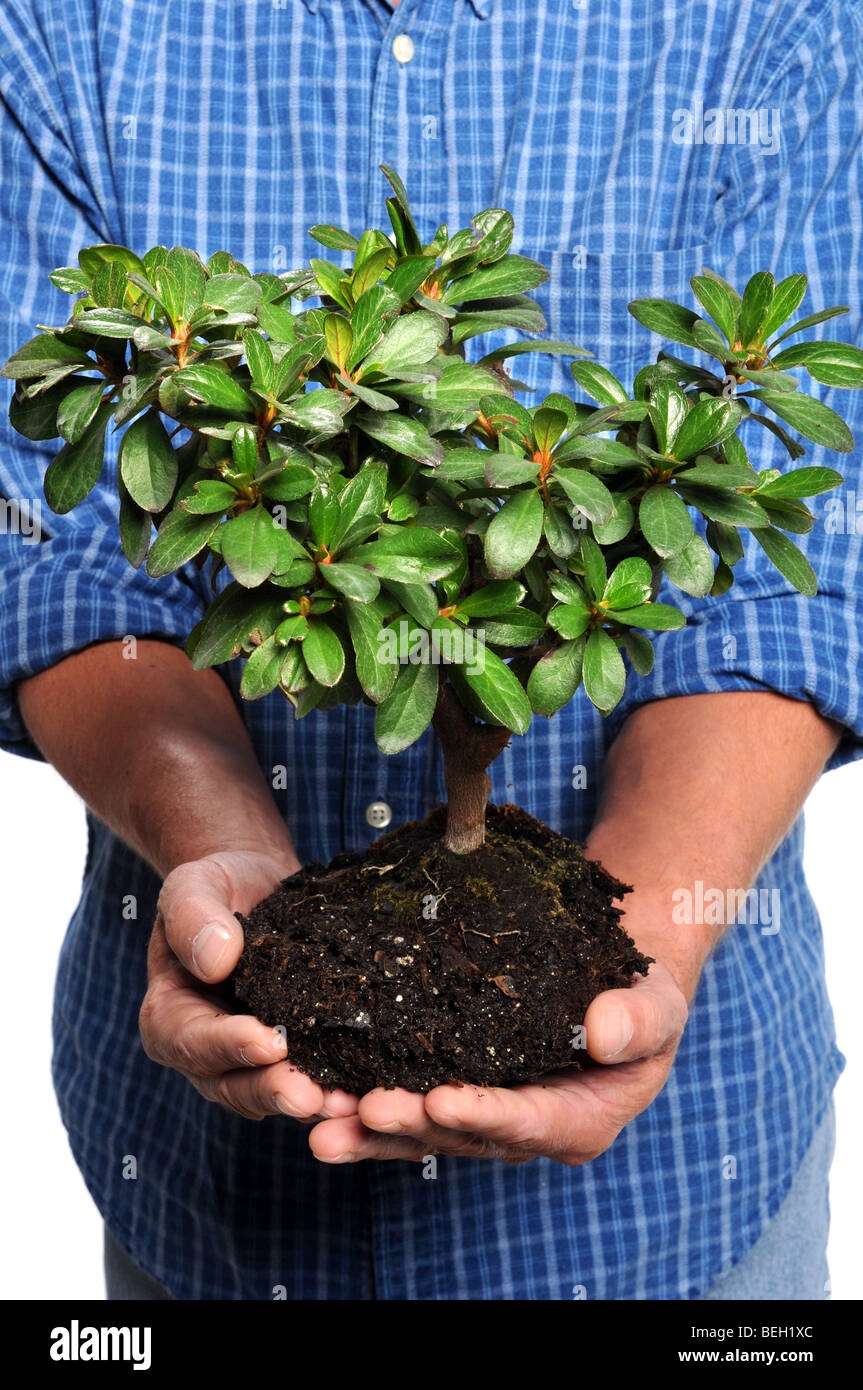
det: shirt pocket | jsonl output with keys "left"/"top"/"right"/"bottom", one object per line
{"left": 488, "top": 243, "right": 710, "bottom": 399}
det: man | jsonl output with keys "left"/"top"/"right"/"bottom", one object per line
{"left": 1, "top": 0, "right": 860, "bottom": 1300}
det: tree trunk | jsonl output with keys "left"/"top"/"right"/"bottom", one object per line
{"left": 432, "top": 682, "right": 511, "bottom": 854}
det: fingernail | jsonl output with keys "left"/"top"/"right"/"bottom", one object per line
{"left": 596, "top": 1006, "right": 633, "bottom": 1059}
{"left": 191, "top": 921, "right": 233, "bottom": 978}
{"left": 376, "top": 1121, "right": 404, "bottom": 1133}
{"left": 275, "top": 1096, "right": 305, "bottom": 1119}
{"left": 325, "top": 1152, "right": 356, "bottom": 1164}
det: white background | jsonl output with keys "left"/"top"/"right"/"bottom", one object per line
{"left": 0, "top": 748, "right": 860, "bottom": 1300}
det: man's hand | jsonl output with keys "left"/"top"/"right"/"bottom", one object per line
{"left": 307, "top": 962, "right": 686, "bottom": 1165}
{"left": 139, "top": 849, "right": 360, "bottom": 1123}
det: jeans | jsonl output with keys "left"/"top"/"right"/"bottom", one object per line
{"left": 104, "top": 1100, "right": 835, "bottom": 1301}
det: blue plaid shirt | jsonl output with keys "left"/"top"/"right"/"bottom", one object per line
{"left": 1, "top": 0, "right": 861, "bottom": 1300}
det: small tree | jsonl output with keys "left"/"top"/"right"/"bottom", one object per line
{"left": 5, "top": 167, "right": 862, "bottom": 856}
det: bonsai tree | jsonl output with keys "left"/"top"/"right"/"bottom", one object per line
{"left": 5, "top": 166, "right": 861, "bottom": 1090}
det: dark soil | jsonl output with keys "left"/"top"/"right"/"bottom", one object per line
{"left": 230, "top": 804, "right": 651, "bottom": 1094}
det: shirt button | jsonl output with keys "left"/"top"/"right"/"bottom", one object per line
{"left": 392, "top": 33, "right": 415, "bottom": 64}
{"left": 366, "top": 800, "right": 393, "bottom": 829}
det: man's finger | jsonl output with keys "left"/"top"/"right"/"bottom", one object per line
{"left": 158, "top": 860, "right": 246, "bottom": 982}
{"left": 585, "top": 963, "right": 688, "bottom": 1065}
{"left": 141, "top": 918, "right": 286, "bottom": 1073}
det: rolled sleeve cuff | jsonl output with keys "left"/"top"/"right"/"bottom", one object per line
{"left": 0, "top": 527, "right": 205, "bottom": 759}
{"left": 605, "top": 579, "right": 863, "bottom": 773}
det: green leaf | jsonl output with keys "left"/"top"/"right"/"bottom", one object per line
{"left": 768, "top": 305, "right": 849, "bottom": 349}
{"left": 355, "top": 410, "right": 444, "bottom": 466}
{"left": 484, "top": 488, "right": 544, "bottom": 578}
{"left": 322, "top": 561, "right": 380, "bottom": 602}
{"left": 456, "top": 579, "right": 526, "bottom": 617}
{"left": 180, "top": 479, "right": 238, "bottom": 514}
{"left": 690, "top": 275, "right": 737, "bottom": 344}
{"left": 451, "top": 301, "right": 547, "bottom": 345}
{"left": 620, "top": 630, "right": 655, "bottom": 676}
{"left": 379, "top": 164, "right": 424, "bottom": 255}
{"left": 675, "top": 461, "right": 756, "bottom": 488}
{"left": 329, "top": 462, "right": 387, "bottom": 550}
{"left": 374, "top": 660, "right": 438, "bottom": 754}
{"left": 745, "top": 389, "right": 854, "bottom": 453}
{"left": 240, "top": 636, "right": 285, "bottom": 700}
{"left": 280, "top": 388, "right": 354, "bottom": 436}
{"left": 477, "top": 609, "right": 545, "bottom": 647}
{"left": 187, "top": 582, "right": 285, "bottom": 668}
{"left": 323, "top": 313, "right": 354, "bottom": 371}
{"left": 351, "top": 248, "right": 394, "bottom": 299}
{"left": 592, "top": 495, "right": 634, "bottom": 545}
{"left": 662, "top": 533, "right": 715, "bottom": 597}
{"left": 221, "top": 507, "right": 280, "bottom": 586}
{"left": 526, "top": 638, "right": 585, "bottom": 716}
{"left": 345, "top": 597, "right": 398, "bottom": 703}
{"left": 382, "top": 580, "right": 438, "bottom": 628}
{"left": 309, "top": 224, "right": 360, "bottom": 252}
{"left": 610, "top": 602, "right": 685, "bottom": 631}
{"left": 548, "top": 601, "right": 592, "bottom": 640}
{"left": 603, "top": 557, "right": 653, "bottom": 610}
{"left": 639, "top": 484, "right": 695, "bottom": 557}
{"left": 582, "top": 629, "right": 626, "bottom": 713}
{"left": 752, "top": 527, "right": 817, "bottom": 596}
{"left": 647, "top": 381, "right": 688, "bottom": 455}
{"left": 391, "top": 358, "right": 497, "bottom": 413}
{"left": 757, "top": 466, "right": 843, "bottom": 499}
{"left": 173, "top": 363, "right": 256, "bottom": 414}
{"left": 303, "top": 620, "right": 346, "bottom": 687}
{"left": 678, "top": 485, "right": 770, "bottom": 528}
{"left": 570, "top": 360, "right": 628, "bottom": 405}
{"left": 43, "top": 400, "right": 112, "bottom": 513}
{"left": 580, "top": 534, "right": 607, "bottom": 599}
{"left": 739, "top": 271, "right": 774, "bottom": 346}
{"left": 204, "top": 273, "right": 263, "bottom": 315}
{"left": 760, "top": 274, "right": 807, "bottom": 342}
{"left": 672, "top": 398, "right": 733, "bottom": 460}
{"left": 770, "top": 341, "right": 863, "bottom": 389}
{"left": 477, "top": 339, "right": 591, "bottom": 368}
{"left": 359, "top": 309, "right": 447, "bottom": 376}
{"left": 484, "top": 454, "right": 540, "bottom": 488}
{"left": 9, "top": 376, "right": 86, "bottom": 441}
{"left": 2, "top": 333, "right": 91, "bottom": 380}
{"left": 118, "top": 411, "right": 179, "bottom": 512}
{"left": 442, "top": 254, "right": 549, "bottom": 304}
{"left": 79, "top": 243, "right": 146, "bottom": 280}
{"left": 118, "top": 473, "right": 152, "bottom": 569}
{"left": 461, "top": 647, "right": 531, "bottom": 734}
{"left": 243, "top": 330, "right": 275, "bottom": 394}
{"left": 553, "top": 468, "right": 614, "bottom": 526}
{"left": 346, "top": 284, "right": 401, "bottom": 369}
{"left": 627, "top": 298, "right": 700, "bottom": 348}
{"left": 91, "top": 260, "right": 131, "bottom": 309}
{"left": 146, "top": 507, "right": 219, "bottom": 577}
{"left": 56, "top": 380, "right": 106, "bottom": 444}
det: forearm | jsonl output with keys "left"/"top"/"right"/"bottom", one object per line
{"left": 18, "top": 639, "right": 299, "bottom": 878}
{"left": 585, "top": 691, "right": 841, "bottom": 998}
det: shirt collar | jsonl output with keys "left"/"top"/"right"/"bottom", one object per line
{"left": 301, "top": 1, "right": 495, "bottom": 16}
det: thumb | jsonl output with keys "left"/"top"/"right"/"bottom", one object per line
{"left": 157, "top": 857, "right": 246, "bottom": 983}
{"left": 584, "top": 963, "right": 688, "bottom": 1065}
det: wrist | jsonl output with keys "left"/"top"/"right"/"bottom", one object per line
{"left": 584, "top": 827, "right": 715, "bottom": 1001}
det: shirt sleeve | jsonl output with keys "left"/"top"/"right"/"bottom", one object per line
{"left": 0, "top": 61, "right": 206, "bottom": 759}
{"left": 607, "top": 3, "right": 863, "bottom": 772}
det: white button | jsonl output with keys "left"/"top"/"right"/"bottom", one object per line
{"left": 366, "top": 800, "right": 393, "bottom": 829}
{"left": 392, "top": 33, "right": 414, "bottom": 64}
